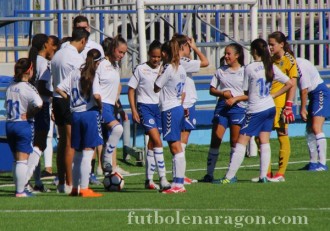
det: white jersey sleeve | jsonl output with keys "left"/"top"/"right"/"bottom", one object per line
{"left": 296, "top": 58, "right": 323, "bottom": 92}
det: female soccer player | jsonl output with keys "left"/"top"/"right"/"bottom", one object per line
{"left": 200, "top": 43, "right": 247, "bottom": 182}
{"left": 128, "top": 40, "right": 171, "bottom": 190}
{"left": 267, "top": 31, "right": 298, "bottom": 182}
{"left": 154, "top": 39, "right": 187, "bottom": 194}
{"left": 94, "top": 35, "right": 128, "bottom": 177}
{"left": 215, "top": 38, "right": 292, "bottom": 184}
{"left": 173, "top": 34, "right": 209, "bottom": 184}
{"left": 56, "top": 49, "right": 103, "bottom": 197}
{"left": 6, "top": 58, "right": 43, "bottom": 197}
{"left": 296, "top": 58, "right": 329, "bottom": 171}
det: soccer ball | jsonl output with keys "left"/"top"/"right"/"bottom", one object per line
{"left": 103, "top": 172, "right": 125, "bottom": 191}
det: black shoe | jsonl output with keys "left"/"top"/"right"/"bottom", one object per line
{"left": 198, "top": 174, "right": 214, "bottom": 183}
{"left": 33, "top": 184, "right": 51, "bottom": 193}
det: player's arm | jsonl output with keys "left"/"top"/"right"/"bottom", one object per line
{"left": 209, "top": 86, "right": 232, "bottom": 99}
{"left": 55, "top": 87, "right": 68, "bottom": 99}
{"left": 128, "top": 87, "right": 140, "bottom": 123}
{"left": 93, "top": 93, "right": 102, "bottom": 114}
{"left": 187, "top": 37, "right": 209, "bottom": 67}
{"left": 225, "top": 94, "right": 248, "bottom": 107}
{"left": 271, "top": 79, "right": 293, "bottom": 99}
{"left": 299, "top": 88, "right": 308, "bottom": 122}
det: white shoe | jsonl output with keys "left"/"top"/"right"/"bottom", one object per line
{"left": 159, "top": 177, "right": 171, "bottom": 190}
{"left": 113, "top": 165, "right": 130, "bottom": 175}
{"left": 268, "top": 175, "right": 285, "bottom": 183}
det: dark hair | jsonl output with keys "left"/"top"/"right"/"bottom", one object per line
{"left": 49, "top": 35, "right": 60, "bottom": 51}
{"left": 60, "top": 36, "right": 72, "bottom": 45}
{"left": 161, "top": 38, "right": 180, "bottom": 70}
{"left": 73, "top": 15, "right": 89, "bottom": 26}
{"left": 101, "top": 37, "right": 113, "bottom": 54}
{"left": 71, "top": 27, "right": 90, "bottom": 42}
{"left": 80, "top": 49, "right": 101, "bottom": 98}
{"left": 14, "top": 58, "right": 32, "bottom": 82}
{"left": 268, "top": 31, "right": 294, "bottom": 56}
{"left": 226, "top": 43, "right": 245, "bottom": 66}
{"left": 28, "top": 33, "right": 49, "bottom": 84}
{"left": 103, "top": 34, "right": 127, "bottom": 67}
{"left": 148, "top": 40, "right": 162, "bottom": 54}
{"left": 251, "top": 38, "right": 274, "bottom": 83}
{"left": 172, "top": 33, "right": 188, "bottom": 47}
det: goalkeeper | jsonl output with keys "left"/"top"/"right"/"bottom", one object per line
{"left": 267, "top": 31, "right": 298, "bottom": 182}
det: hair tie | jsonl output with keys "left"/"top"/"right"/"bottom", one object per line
{"left": 94, "top": 56, "right": 103, "bottom": 62}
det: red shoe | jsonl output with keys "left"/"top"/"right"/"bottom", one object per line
{"left": 268, "top": 173, "right": 285, "bottom": 182}
{"left": 184, "top": 177, "right": 198, "bottom": 185}
{"left": 162, "top": 186, "right": 186, "bottom": 194}
{"left": 79, "top": 188, "right": 103, "bottom": 197}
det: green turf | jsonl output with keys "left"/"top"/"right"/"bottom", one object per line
{"left": 0, "top": 137, "right": 329, "bottom": 231}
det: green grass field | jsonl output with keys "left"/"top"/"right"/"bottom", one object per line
{"left": 0, "top": 137, "right": 329, "bottom": 231}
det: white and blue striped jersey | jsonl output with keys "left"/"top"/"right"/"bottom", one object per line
{"left": 243, "top": 61, "right": 290, "bottom": 113}
{"left": 51, "top": 44, "right": 85, "bottom": 98}
{"left": 57, "top": 69, "right": 97, "bottom": 112}
{"left": 36, "top": 55, "right": 52, "bottom": 103}
{"left": 128, "top": 62, "right": 160, "bottom": 104}
{"left": 93, "top": 59, "right": 120, "bottom": 105}
{"left": 5, "top": 81, "right": 43, "bottom": 122}
{"left": 210, "top": 65, "right": 246, "bottom": 108}
{"left": 296, "top": 58, "right": 323, "bottom": 93}
{"left": 155, "top": 64, "right": 187, "bottom": 111}
{"left": 180, "top": 57, "right": 200, "bottom": 108}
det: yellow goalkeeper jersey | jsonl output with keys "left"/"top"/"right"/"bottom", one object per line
{"left": 270, "top": 52, "right": 298, "bottom": 108}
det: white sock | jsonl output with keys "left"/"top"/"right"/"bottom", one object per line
{"left": 72, "top": 152, "right": 82, "bottom": 188}
{"left": 80, "top": 150, "right": 94, "bottom": 189}
{"left": 26, "top": 147, "right": 42, "bottom": 183}
{"left": 173, "top": 152, "right": 186, "bottom": 188}
{"left": 206, "top": 148, "right": 219, "bottom": 177}
{"left": 146, "top": 149, "right": 156, "bottom": 180}
{"left": 103, "top": 124, "right": 123, "bottom": 167}
{"left": 306, "top": 132, "right": 318, "bottom": 163}
{"left": 44, "top": 131, "right": 54, "bottom": 169}
{"left": 316, "top": 133, "right": 327, "bottom": 165}
{"left": 181, "top": 143, "right": 187, "bottom": 152}
{"left": 15, "top": 160, "right": 28, "bottom": 193}
{"left": 226, "top": 143, "right": 246, "bottom": 179}
{"left": 154, "top": 147, "right": 166, "bottom": 178}
{"left": 260, "top": 143, "right": 271, "bottom": 178}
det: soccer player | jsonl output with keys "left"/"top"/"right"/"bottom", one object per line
{"left": 56, "top": 49, "right": 103, "bottom": 197}
{"left": 154, "top": 39, "right": 187, "bottom": 194}
{"left": 51, "top": 27, "right": 89, "bottom": 193}
{"left": 94, "top": 35, "right": 128, "bottom": 177}
{"left": 128, "top": 40, "right": 171, "bottom": 190}
{"left": 267, "top": 31, "right": 298, "bottom": 182}
{"left": 296, "top": 58, "right": 329, "bottom": 171}
{"left": 173, "top": 34, "right": 209, "bottom": 184}
{"left": 200, "top": 43, "right": 247, "bottom": 182}
{"left": 6, "top": 58, "right": 43, "bottom": 197}
{"left": 214, "top": 38, "right": 293, "bottom": 184}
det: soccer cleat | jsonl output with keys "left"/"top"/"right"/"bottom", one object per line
{"left": 299, "top": 162, "right": 318, "bottom": 171}
{"left": 41, "top": 170, "right": 54, "bottom": 178}
{"left": 159, "top": 177, "right": 171, "bottom": 191}
{"left": 33, "top": 184, "right": 51, "bottom": 193}
{"left": 184, "top": 177, "right": 198, "bottom": 185}
{"left": 79, "top": 188, "right": 103, "bottom": 198}
{"left": 213, "top": 176, "right": 237, "bottom": 184}
{"left": 113, "top": 165, "right": 130, "bottom": 175}
{"left": 52, "top": 176, "right": 59, "bottom": 186}
{"left": 257, "top": 177, "right": 268, "bottom": 183}
{"left": 316, "top": 163, "right": 328, "bottom": 171}
{"left": 198, "top": 174, "right": 214, "bottom": 183}
{"left": 145, "top": 180, "right": 160, "bottom": 190}
{"left": 251, "top": 172, "right": 273, "bottom": 182}
{"left": 103, "top": 163, "right": 113, "bottom": 175}
{"left": 268, "top": 173, "right": 285, "bottom": 182}
{"left": 162, "top": 186, "right": 186, "bottom": 194}
{"left": 89, "top": 173, "right": 102, "bottom": 185}
{"left": 69, "top": 188, "right": 79, "bottom": 197}
{"left": 15, "top": 190, "right": 34, "bottom": 198}
{"left": 24, "top": 182, "right": 35, "bottom": 194}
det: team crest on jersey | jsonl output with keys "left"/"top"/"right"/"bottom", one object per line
{"left": 149, "top": 118, "right": 155, "bottom": 125}
{"left": 180, "top": 57, "right": 191, "bottom": 63}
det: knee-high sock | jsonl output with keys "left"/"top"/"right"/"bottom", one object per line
{"left": 260, "top": 143, "right": 271, "bottom": 179}
{"left": 316, "top": 133, "right": 327, "bottom": 165}
{"left": 15, "top": 160, "right": 28, "bottom": 193}
{"left": 226, "top": 143, "right": 246, "bottom": 179}
{"left": 206, "top": 148, "right": 219, "bottom": 177}
{"left": 26, "top": 147, "right": 42, "bottom": 183}
{"left": 103, "top": 124, "right": 123, "bottom": 168}
{"left": 146, "top": 149, "right": 156, "bottom": 180}
{"left": 277, "top": 135, "right": 291, "bottom": 175}
{"left": 306, "top": 132, "right": 318, "bottom": 163}
{"left": 80, "top": 150, "right": 94, "bottom": 190}
{"left": 72, "top": 152, "right": 82, "bottom": 189}
{"left": 172, "top": 152, "right": 186, "bottom": 187}
{"left": 34, "top": 162, "right": 42, "bottom": 186}
{"left": 154, "top": 147, "right": 166, "bottom": 178}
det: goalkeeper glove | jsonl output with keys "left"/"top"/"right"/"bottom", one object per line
{"left": 282, "top": 101, "right": 295, "bottom": 123}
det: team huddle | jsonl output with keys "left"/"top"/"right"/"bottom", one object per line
{"left": 5, "top": 15, "right": 329, "bottom": 197}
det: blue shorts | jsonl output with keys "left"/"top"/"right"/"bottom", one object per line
{"left": 71, "top": 109, "right": 103, "bottom": 151}
{"left": 213, "top": 104, "right": 246, "bottom": 129}
{"left": 6, "top": 121, "right": 34, "bottom": 154}
{"left": 137, "top": 103, "right": 162, "bottom": 133}
{"left": 183, "top": 105, "right": 197, "bottom": 131}
{"left": 161, "top": 105, "right": 184, "bottom": 142}
{"left": 102, "top": 103, "right": 116, "bottom": 124}
{"left": 308, "top": 83, "right": 330, "bottom": 118}
{"left": 34, "top": 102, "right": 50, "bottom": 131}
{"left": 240, "top": 107, "right": 276, "bottom": 137}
